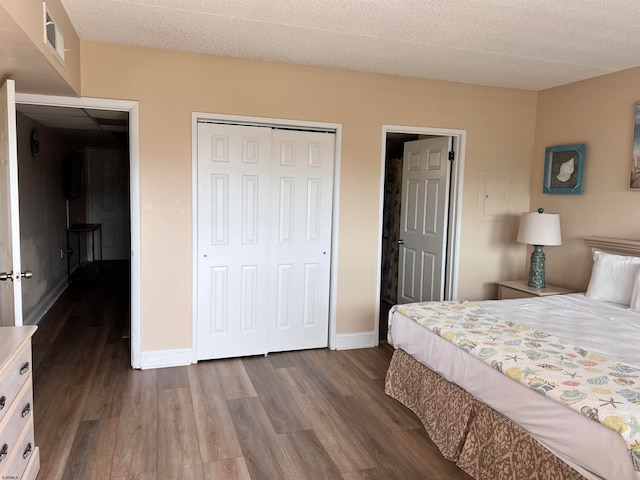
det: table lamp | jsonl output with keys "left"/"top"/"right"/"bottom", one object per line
{"left": 517, "top": 208, "right": 562, "bottom": 288}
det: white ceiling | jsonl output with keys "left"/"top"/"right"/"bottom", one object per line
{"left": 59, "top": 0, "right": 640, "bottom": 91}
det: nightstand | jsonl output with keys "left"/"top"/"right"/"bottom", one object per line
{"left": 496, "top": 280, "right": 574, "bottom": 300}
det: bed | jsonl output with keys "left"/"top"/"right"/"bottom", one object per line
{"left": 385, "top": 237, "right": 640, "bottom": 480}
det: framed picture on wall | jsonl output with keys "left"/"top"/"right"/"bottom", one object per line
{"left": 630, "top": 103, "right": 640, "bottom": 190}
{"left": 543, "top": 143, "right": 585, "bottom": 194}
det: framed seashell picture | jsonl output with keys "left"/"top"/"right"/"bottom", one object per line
{"left": 543, "top": 143, "right": 585, "bottom": 194}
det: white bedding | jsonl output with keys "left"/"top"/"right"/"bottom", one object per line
{"left": 389, "top": 293, "right": 640, "bottom": 480}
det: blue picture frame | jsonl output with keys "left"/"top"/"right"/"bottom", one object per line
{"left": 543, "top": 143, "right": 585, "bottom": 194}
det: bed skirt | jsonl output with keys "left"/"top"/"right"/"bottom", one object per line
{"left": 384, "top": 348, "right": 585, "bottom": 480}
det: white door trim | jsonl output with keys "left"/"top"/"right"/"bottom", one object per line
{"left": 377, "top": 125, "right": 466, "bottom": 340}
{"left": 191, "top": 112, "right": 342, "bottom": 362}
{"left": 16, "top": 93, "right": 142, "bottom": 368}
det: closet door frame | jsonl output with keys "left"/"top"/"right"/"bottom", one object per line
{"left": 191, "top": 112, "right": 342, "bottom": 363}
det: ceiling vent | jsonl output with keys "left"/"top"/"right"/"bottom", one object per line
{"left": 43, "top": 3, "right": 65, "bottom": 65}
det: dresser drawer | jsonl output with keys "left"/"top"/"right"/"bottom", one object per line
{"left": 21, "top": 445, "right": 39, "bottom": 480}
{"left": 0, "top": 380, "right": 34, "bottom": 475}
{"left": 0, "top": 418, "right": 34, "bottom": 480}
{"left": 0, "top": 342, "right": 32, "bottom": 426}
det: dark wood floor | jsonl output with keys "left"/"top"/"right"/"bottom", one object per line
{"left": 31, "top": 261, "right": 472, "bottom": 479}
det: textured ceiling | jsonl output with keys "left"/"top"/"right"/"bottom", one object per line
{"left": 59, "top": 0, "right": 640, "bottom": 91}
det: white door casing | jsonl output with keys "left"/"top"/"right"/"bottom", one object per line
{"left": 88, "top": 149, "right": 131, "bottom": 260}
{"left": 0, "top": 80, "right": 24, "bottom": 327}
{"left": 196, "top": 122, "right": 335, "bottom": 360}
{"left": 397, "top": 137, "right": 451, "bottom": 304}
{"left": 268, "top": 128, "right": 334, "bottom": 352}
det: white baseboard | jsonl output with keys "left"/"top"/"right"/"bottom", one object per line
{"left": 332, "top": 331, "right": 379, "bottom": 350}
{"left": 140, "top": 348, "right": 193, "bottom": 369}
{"left": 23, "top": 277, "right": 68, "bottom": 326}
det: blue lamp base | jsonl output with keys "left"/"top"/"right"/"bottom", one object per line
{"left": 527, "top": 245, "right": 546, "bottom": 289}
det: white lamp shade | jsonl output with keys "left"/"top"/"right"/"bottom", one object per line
{"left": 517, "top": 211, "right": 562, "bottom": 246}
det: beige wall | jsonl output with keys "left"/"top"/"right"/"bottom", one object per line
{"left": 80, "top": 41, "right": 536, "bottom": 352}
{"left": 532, "top": 67, "right": 640, "bottom": 291}
{"left": 0, "top": 0, "right": 80, "bottom": 94}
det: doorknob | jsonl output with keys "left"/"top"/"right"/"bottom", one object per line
{"left": 0, "top": 271, "right": 32, "bottom": 281}
{"left": 397, "top": 239, "right": 405, "bottom": 245}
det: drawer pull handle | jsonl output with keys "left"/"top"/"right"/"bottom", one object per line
{"left": 21, "top": 403, "right": 31, "bottom": 418}
{"left": 0, "top": 396, "right": 5, "bottom": 411}
{"left": 22, "top": 443, "right": 32, "bottom": 460}
{"left": 0, "top": 443, "right": 7, "bottom": 462}
{"left": 20, "top": 362, "right": 30, "bottom": 375}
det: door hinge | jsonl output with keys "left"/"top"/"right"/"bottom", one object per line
{"left": 448, "top": 151, "right": 455, "bottom": 161}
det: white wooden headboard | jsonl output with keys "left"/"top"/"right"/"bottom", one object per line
{"left": 584, "top": 236, "right": 640, "bottom": 256}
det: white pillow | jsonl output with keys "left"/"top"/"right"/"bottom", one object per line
{"left": 630, "top": 268, "right": 640, "bottom": 311}
{"left": 585, "top": 251, "right": 640, "bottom": 305}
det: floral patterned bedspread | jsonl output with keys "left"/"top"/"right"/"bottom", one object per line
{"left": 396, "top": 300, "right": 640, "bottom": 471}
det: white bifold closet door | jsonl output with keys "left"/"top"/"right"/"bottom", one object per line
{"left": 196, "top": 122, "right": 335, "bottom": 360}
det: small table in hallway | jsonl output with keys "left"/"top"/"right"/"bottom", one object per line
{"left": 66, "top": 223, "right": 102, "bottom": 283}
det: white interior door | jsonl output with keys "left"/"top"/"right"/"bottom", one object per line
{"left": 197, "top": 123, "right": 273, "bottom": 359}
{"left": 268, "top": 129, "right": 334, "bottom": 352}
{"left": 397, "top": 137, "right": 450, "bottom": 304}
{"left": 0, "top": 80, "right": 24, "bottom": 326}
{"left": 196, "top": 122, "right": 334, "bottom": 360}
{"left": 88, "top": 149, "right": 130, "bottom": 260}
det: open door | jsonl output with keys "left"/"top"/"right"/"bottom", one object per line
{"left": 397, "top": 136, "right": 451, "bottom": 304}
{"left": 0, "top": 79, "right": 27, "bottom": 326}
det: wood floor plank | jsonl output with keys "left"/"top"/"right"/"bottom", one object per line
{"left": 341, "top": 467, "right": 390, "bottom": 480}
{"left": 277, "top": 367, "right": 376, "bottom": 473}
{"left": 277, "top": 430, "right": 343, "bottom": 480}
{"left": 35, "top": 348, "right": 106, "bottom": 479}
{"left": 156, "top": 463, "right": 205, "bottom": 480}
{"left": 227, "top": 396, "right": 298, "bottom": 480}
{"left": 297, "top": 349, "right": 356, "bottom": 398}
{"left": 267, "top": 351, "right": 305, "bottom": 369}
{"left": 342, "top": 347, "right": 392, "bottom": 380}
{"left": 330, "top": 394, "right": 429, "bottom": 479}
{"left": 81, "top": 340, "right": 128, "bottom": 420}
{"left": 188, "top": 362, "right": 243, "bottom": 462}
{"left": 158, "top": 387, "right": 202, "bottom": 476}
{"left": 61, "top": 417, "right": 119, "bottom": 480}
{"left": 242, "top": 356, "right": 309, "bottom": 434}
{"left": 392, "top": 428, "right": 474, "bottom": 479}
{"left": 111, "top": 474, "right": 157, "bottom": 480}
{"left": 202, "top": 457, "right": 251, "bottom": 480}
{"left": 352, "top": 377, "right": 421, "bottom": 432}
{"left": 157, "top": 365, "right": 190, "bottom": 390}
{"left": 111, "top": 415, "right": 158, "bottom": 479}
{"left": 214, "top": 359, "right": 257, "bottom": 400}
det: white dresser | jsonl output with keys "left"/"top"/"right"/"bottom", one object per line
{"left": 0, "top": 326, "right": 39, "bottom": 480}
